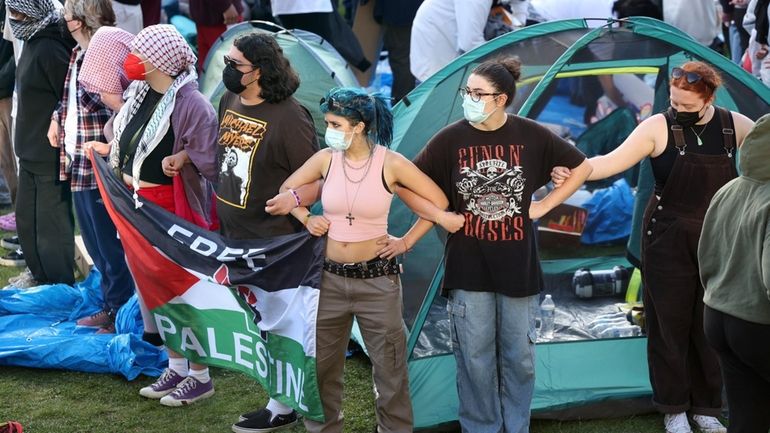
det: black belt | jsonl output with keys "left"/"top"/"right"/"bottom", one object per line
{"left": 323, "top": 257, "right": 400, "bottom": 279}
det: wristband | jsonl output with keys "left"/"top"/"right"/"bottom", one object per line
{"left": 303, "top": 213, "right": 312, "bottom": 226}
{"left": 289, "top": 189, "right": 301, "bottom": 208}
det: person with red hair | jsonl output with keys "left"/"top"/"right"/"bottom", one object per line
{"left": 553, "top": 61, "right": 755, "bottom": 433}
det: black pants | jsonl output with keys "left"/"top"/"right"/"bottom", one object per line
{"left": 382, "top": 24, "right": 415, "bottom": 103}
{"left": 642, "top": 207, "right": 723, "bottom": 415}
{"left": 16, "top": 166, "right": 74, "bottom": 285}
{"left": 705, "top": 306, "right": 770, "bottom": 433}
{"left": 278, "top": 10, "right": 370, "bottom": 72}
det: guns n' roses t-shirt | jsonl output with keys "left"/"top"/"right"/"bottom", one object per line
{"left": 413, "top": 115, "right": 585, "bottom": 298}
{"left": 215, "top": 91, "right": 319, "bottom": 239}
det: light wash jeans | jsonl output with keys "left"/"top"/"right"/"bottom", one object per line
{"left": 447, "top": 290, "right": 538, "bottom": 433}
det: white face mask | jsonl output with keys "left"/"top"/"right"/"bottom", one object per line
{"left": 462, "top": 94, "right": 497, "bottom": 123}
{"left": 324, "top": 128, "right": 352, "bottom": 151}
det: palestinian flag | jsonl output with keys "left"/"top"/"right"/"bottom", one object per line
{"left": 90, "top": 152, "right": 325, "bottom": 421}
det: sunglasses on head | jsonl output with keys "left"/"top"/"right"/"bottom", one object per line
{"left": 320, "top": 96, "right": 365, "bottom": 120}
{"left": 671, "top": 67, "right": 703, "bottom": 84}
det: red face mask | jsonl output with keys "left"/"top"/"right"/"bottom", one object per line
{"left": 123, "top": 53, "right": 149, "bottom": 81}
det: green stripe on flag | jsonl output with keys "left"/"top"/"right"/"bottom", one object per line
{"left": 151, "top": 303, "right": 323, "bottom": 421}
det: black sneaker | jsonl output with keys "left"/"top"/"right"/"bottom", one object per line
{"left": 232, "top": 409, "right": 298, "bottom": 433}
{"left": 0, "top": 249, "right": 25, "bottom": 267}
{"left": 1, "top": 235, "right": 19, "bottom": 250}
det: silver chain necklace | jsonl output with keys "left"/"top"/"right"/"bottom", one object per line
{"left": 691, "top": 122, "right": 708, "bottom": 146}
{"left": 342, "top": 146, "right": 375, "bottom": 225}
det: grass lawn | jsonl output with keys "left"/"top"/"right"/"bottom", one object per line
{"left": 0, "top": 221, "right": 668, "bottom": 433}
{"left": 0, "top": 359, "right": 664, "bottom": 433}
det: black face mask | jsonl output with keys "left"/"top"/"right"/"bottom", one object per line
{"left": 672, "top": 106, "right": 705, "bottom": 127}
{"left": 223, "top": 63, "right": 248, "bottom": 94}
{"left": 59, "top": 18, "right": 82, "bottom": 38}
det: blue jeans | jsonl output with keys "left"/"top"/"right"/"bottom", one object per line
{"left": 730, "top": 24, "right": 745, "bottom": 65}
{"left": 73, "top": 189, "right": 134, "bottom": 311}
{"left": 447, "top": 290, "right": 538, "bottom": 433}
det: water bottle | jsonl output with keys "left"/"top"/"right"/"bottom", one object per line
{"left": 540, "top": 294, "right": 556, "bottom": 341}
{"left": 589, "top": 319, "right": 630, "bottom": 337}
{"left": 597, "top": 324, "right": 642, "bottom": 339}
{"left": 573, "top": 266, "right": 630, "bottom": 298}
{"left": 587, "top": 316, "right": 628, "bottom": 332}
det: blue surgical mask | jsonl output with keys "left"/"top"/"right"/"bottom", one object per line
{"left": 462, "top": 95, "right": 496, "bottom": 123}
{"left": 324, "top": 128, "right": 352, "bottom": 151}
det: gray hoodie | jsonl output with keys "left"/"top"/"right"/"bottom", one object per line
{"left": 699, "top": 113, "right": 770, "bottom": 325}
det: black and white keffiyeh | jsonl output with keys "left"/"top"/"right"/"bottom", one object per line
{"left": 6, "top": 0, "right": 60, "bottom": 41}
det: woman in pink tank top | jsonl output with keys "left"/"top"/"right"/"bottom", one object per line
{"left": 266, "top": 87, "right": 464, "bottom": 433}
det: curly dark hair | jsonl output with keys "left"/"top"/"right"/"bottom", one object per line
{"left": 234, "top": 33, "right": 300, "bottom": 103}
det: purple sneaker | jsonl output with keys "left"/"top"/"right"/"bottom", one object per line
{"left": 139, "top": 368, "right": 185, "bottom": 399}
{"left": 159, "top": 376, "right": 215, "bottom": 407}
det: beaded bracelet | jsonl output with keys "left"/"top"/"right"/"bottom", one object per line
{"left": 289, "top": 189, "right": 301, "bottom": 208}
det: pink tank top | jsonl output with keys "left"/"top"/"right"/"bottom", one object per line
{"left": 322, "top": 145, "right": 393, "bottom": 242}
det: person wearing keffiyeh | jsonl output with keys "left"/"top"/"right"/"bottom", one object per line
{"left": 78, "top": 25, "right": 133, "bottom": 110}
{"left": 45, "top": 0, "right": 134, "bottom": 335}
{"left": 86, "top": 24, "right": 219, "bottom": 407}
{"left": 7, "top": 0, "right": 76, "bottom": 288}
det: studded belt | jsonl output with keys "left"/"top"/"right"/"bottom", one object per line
{"left": 323, "top": 257, "right": 400, "bottom": 279}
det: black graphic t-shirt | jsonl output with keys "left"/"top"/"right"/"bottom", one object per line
{"left": 414, "top": 116, "right": 586, "bottom": 298}
{"left": 215, "top": 91, "right": 319, "bottom": 239}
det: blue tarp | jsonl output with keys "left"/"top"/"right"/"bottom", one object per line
{"left": 0, "top": 269, "right": 166, "bottom": 379}
{"left": 581, "top": 178, "right": 635, "bottom": 245}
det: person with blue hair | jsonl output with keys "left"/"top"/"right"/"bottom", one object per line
{"left": 267, "top": 86, "right": 464, "bottom": 433}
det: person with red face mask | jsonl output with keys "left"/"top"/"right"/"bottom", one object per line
{"left": 85, "top": 24, "right": 219, "bottom": 407}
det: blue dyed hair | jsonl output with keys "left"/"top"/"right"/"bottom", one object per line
{"left": 319, "top": 87, "right": 393, "bottom": 147}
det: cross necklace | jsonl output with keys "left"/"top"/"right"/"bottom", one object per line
{"left": 342, "top": 147, "right": 375, "bottom": 225}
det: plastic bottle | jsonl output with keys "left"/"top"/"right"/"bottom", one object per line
{"left": 540, "top": 294, "right": 556, "bottom": 341}
{"left": 589, "top": 319, "right": 631, "bottom": 337}
{"left": 597, "top": 324, "right": 642, "bottom": 339}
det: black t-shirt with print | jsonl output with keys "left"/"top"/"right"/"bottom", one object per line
{"left": 215, "top": 91, "right": 319, "bottom": 240}
{"left": 413, "top": 115, "right": 586, "bottom": 298}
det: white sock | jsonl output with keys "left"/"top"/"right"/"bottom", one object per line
{"left": 168, "top": 357, "right": 189, "bottom": 376}
{"left": 266, "top": 399, "right": 293, "bottom": 417}
{"left": 188, "top": 367, "right": 210, "bottom": 383}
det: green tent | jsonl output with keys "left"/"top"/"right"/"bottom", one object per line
{"left": 388, "top": 17, "right": 770, "bottom": 429}
{"left": 199, "top": 21, "right": 360, "bottom": 140}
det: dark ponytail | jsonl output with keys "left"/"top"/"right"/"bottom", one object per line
{"left": 472, "top": 56, "right": 521, "bottom": 107}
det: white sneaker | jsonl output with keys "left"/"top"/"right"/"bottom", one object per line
{"left": 665, "top": 413, "right": 693, "bottom": 433}
{"left": 691, "top": 415, "right": 727, "bottom": 433}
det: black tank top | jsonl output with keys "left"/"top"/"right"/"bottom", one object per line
{"left": 119, "top": 88, "right": 175, "bottom": 185}
{"left": 650, "top": 106, "right": 736, "bottom": 195}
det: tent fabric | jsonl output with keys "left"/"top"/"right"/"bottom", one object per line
{"left": 581, "top": 178, "right": 635, "bottom": 245}
{"left": 388, "top": 17, "right": 770, "bottom": 428}
{"left": 576, "top": 106, "right": 639, "bottom": 188}
{"left": 0, "top": 269, "right": 166, "bottom": 380}
{"left": 199, "top": 21, "right": 359, "bottom": 141}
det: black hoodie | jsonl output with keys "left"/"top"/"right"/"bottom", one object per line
{"left": 0, "top": 4, "right": 16, "bottom": 100}
{"left": 15, "top": 21, "right": 75, "bottom": 175}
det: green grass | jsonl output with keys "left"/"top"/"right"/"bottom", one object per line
{"left": 0, "top": 358, "right": 665, "bottom": 433}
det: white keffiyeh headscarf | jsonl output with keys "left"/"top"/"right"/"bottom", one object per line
{"left": 108, "top": 25, "right": 197, "bottom": 208}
